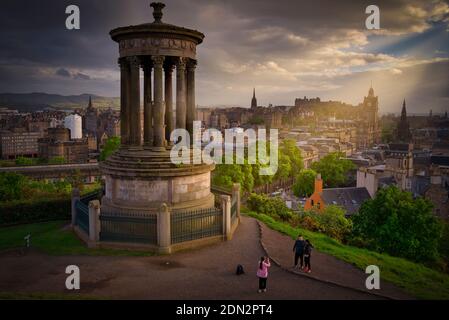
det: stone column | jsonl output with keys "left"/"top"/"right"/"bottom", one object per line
{"left": 152, "top": 55, "right": 166, "bottom": 151}
{"left": 164, "top": 63, "right": 174, "bottom": 145}
{"left": 88, "top": 200, "right": 101, "bottom": 247}
{"left": 118, "top": 58, "right": 130, "bottom": 146}
{"left": 143, "top": 59, "right": 153, "bottom": 148}
{"left": 186, "top": 59, "right": 197, "bottom": 137}
{"left": 176, "top": 57, "right": 187, "bottom": 130}
{"left": 158, "top": 203, "right": 171, "bottom": 254}
{"left": 127, "top": 56, "right": 142, "bottom": 148}
{"left": 71, "top": 187, "right": 80, "bottom": 227}
{"left": 221, "top": 195, "right": 231, "bottom": 240}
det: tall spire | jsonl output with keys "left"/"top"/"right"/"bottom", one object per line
{"left": 251, "top": 88, "right": 257, "bottom": 108}
{"left": 401, "top": 99, "right": 406, "bottom": 117}
{"left": 88, "top": 95, "right": 92, "bottom": 109}
{"left": 368, "top": 82, "right": 374, "bottom": 97}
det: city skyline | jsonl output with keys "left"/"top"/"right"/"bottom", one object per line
{"left": 0, "top": 0, "right": 448, "bottom": 114}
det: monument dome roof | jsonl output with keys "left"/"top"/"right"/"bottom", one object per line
{"left": 110, "top": 2, "right": 204, "bottom": 45}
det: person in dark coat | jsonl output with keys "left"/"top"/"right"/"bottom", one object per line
{"left": 303, "top": 239, "right": 314, "bottom": 273}
{"left": 292, "top": 235, "right": 306, "bottom": 269}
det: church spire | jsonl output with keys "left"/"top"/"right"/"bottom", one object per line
{"left": 401, "top": 99, "right": 407, "bottom": 119}
{"left": 251, "top": 88, "right": 257, "bottom": 108}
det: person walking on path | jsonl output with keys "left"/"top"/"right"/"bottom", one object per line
{"left": 293, "top": 235, "right": 306, "bottom": 269}
{"left": 257, "top": 256, "right": 271, "bottom": 293}
{"left": 303, "top": 239, "right": 314, "bottom": 273}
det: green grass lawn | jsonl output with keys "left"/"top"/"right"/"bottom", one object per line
{"left": 246, "top": 211, "right": 449, "bottom": 300}
{"left": 0, "top": 221, "right": 155, "bottom": 257}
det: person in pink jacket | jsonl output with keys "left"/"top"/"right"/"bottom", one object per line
{"left": 257, "top": 256, "right": 271, "bottom": 293}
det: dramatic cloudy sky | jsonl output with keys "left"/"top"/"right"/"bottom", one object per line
{"left": 0, "top": 0, "right": 448, "bottom": 114}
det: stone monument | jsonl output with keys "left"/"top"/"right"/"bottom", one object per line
{"left": 100, "top": 2, "right": 215, "bottom": 215}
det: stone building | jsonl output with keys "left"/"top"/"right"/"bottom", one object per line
{"left": 84, "top": 96, "right": 99, "bottom": 136}
{"left": 355, "top": 86, "right": 381, "bottom": 149}
{"left": 304, "top": 174, "right": 371, "bottom": 216}
{"left": 38, "top": 128, "right": 89, "bottom": 163}
{"left": 0, "top": 128, "right": 40, "bottom": 159}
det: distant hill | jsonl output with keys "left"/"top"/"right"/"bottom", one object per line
{"left": 0, "top": 93, "right": 120, "bottom": 112}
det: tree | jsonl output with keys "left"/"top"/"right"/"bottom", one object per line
{"left": 311, "top": 152, "right": 355, "bottom": 187}
{"left": 352, "top": 186, "right": 442, "bottom": 263}
{"left": 247, "top": 193, "right": 293, "bottom": 221}
{"left": 100, "top": 136, "right": 121, "bottom": 161}
{"left": 293, "top": 169, "right": 317, "bottom": 197}
{"left": 0, "top": 172, "right": 27, "bottom": 201}
{"left": 212, "top": 162, "right": 254, "bottom": 192}
{"left": 279, "top": 139, "right": 303, "bottom": 175}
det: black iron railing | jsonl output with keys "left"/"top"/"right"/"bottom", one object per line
{"left": 99, "top": 211, "right": 157, "bottom": 245}
{"left": 170, "top": 207, "right": 223, "bottom": 244}
{"left": 75, "top": 200, "right": 89, "bottom": 235}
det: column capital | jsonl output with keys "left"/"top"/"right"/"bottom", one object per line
{"left": 151, "top": 55, "right": 165, "bottom": 67}
{"left": 126, "top": 56, "right": 141, "bottom": 68}
{"left": 118, "top": 58, "right": 130, "bottom": 71}
{"left": 176, "top": 57, "right": 187, "bottom": 70}
{"left": 187, "top": 59, "right": 197, "bottom": 71}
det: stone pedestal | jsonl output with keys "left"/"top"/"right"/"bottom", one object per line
{"left": 221, "top": 195, "right": 231, "bottom": 240}
{"left": 100, "top": 149, "right": 215, "bottom": 214}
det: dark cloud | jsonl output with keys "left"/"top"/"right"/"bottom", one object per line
{"left": 56, "top": 68, "right": 71, "bottom": 78}
{"left": 0, "top": 0, "right": 447, "bottom": 113}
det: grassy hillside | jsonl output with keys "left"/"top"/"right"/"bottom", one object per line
{"left": 247, "top": 211, "right": 449, "bottom": 300}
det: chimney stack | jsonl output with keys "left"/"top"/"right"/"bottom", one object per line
{"left": 315, "top": 174, "right": 323, "bottom": 193}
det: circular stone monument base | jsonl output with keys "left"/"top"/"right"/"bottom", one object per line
{"left": 99, "top": 148, "right": 215, "bottom": 214}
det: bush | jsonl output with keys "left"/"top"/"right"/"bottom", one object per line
{"left": 0, "top": 197, "right": 71, "bottom": 226}
{"left": 300, "top": 215, "right": 321, "bottom": 232}
{"left": 0, "top": 172, "right": 28, "bottom": 201}
{"left": 247, "top": 193, "right": 293, "bottom": 221}
{"left": 439, "top": 222, "right": 449, "bottom": 269}
{"left": 302, "top": 205, "right": 352, "bottom": 241}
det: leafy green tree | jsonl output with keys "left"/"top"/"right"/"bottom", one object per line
{"left": 66, "top": 169, "right": 84, "bottom": 191}
{"left": 247, "top": 193, "right": 293, "bottom": 221}
{"left": 0, "top": 172, "right": 27, "bottom": 201}
{"left": 100, "top": 136, "right": 121, "bottom": 161}
{"left": 293, "top": 169, "right": 317, "bottom": 197}
{"left": 212, "top": 162, "right": 254, "bottom": 192}
{"left": 352, "top": 186, "right": 442, "bottom": 263}
{"left": 275, "top": 152, "right": 292, "bottom": 179}
{"left": 279, "top": 139, "right": 303, "bottom": 175}
{"left": 311, "top": 152, "right": 355, "bottom": 187}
